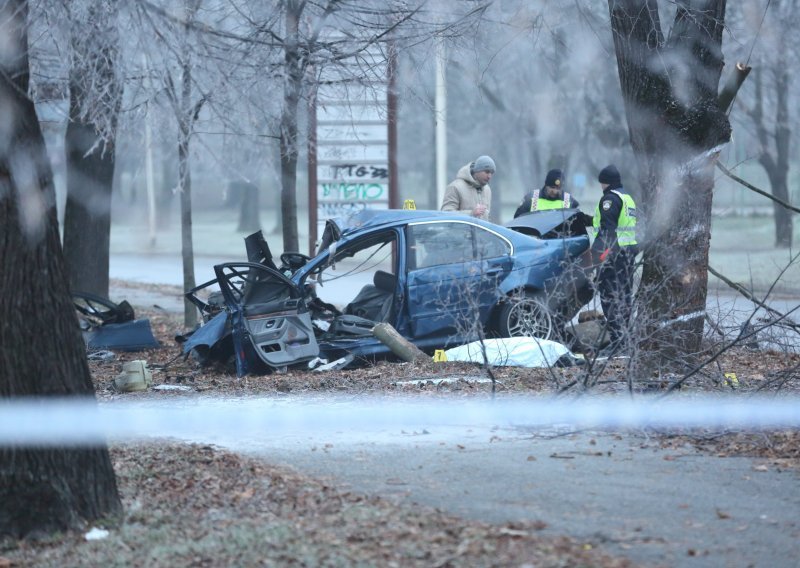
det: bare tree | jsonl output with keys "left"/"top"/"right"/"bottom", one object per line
{"left": 608, "top": 0, "right": 735, "bottom": 359}
{"left": 0, "top": 0, "right": 121, "bottom": 537}
{"left": 135, "top": 0, "right": 211, "bottom": 327}
{"left": 732, "top": 0, "right": 799, "bottom": 248}
{"left": 244, "top": 0, "right": 479, "bottom": 252}
{"left": 62, "top": 0, "right": 123, "bottom": 297}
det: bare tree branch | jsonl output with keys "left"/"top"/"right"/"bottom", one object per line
{"left": 716, "top": 161, "right": 800, "bottom": 214}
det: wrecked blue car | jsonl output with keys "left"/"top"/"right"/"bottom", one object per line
{"left": 184, "top": 208, "right": 593, "bottom": 375}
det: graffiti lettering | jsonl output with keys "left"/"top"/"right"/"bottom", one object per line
{"left": 320, "top": 183, "right": 385, "bottom": 200}
{"left": 318, "top": 201, "right": 388, "bottom": 221}
{"left": 319, "top": 202, "right": 368, "bottom": 218}
{"left": 331, "top": 164, "right": 388, "bottom": 179}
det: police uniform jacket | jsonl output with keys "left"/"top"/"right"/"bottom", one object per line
{"left": 591, "top": 184, "right": 638, "bottom": 264}
{"left": 513, "top": 188, "right": 580, "bottom": 218}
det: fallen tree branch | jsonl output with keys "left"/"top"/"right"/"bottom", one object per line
{"left": 716, "top": 161, "right": 800, "bottom": 214}
{"left": 372, "top": 322, "right": 429, "bottom": 363}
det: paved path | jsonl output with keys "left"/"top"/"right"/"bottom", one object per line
{"left": 231, "top": 427, "right": 800, "bottom": 568}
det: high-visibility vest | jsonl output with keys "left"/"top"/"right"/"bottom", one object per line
{"left": 530, "top": 189, "right": 571, "bottom": 211}
{"left": 593, "top": 190, "right": 637, "bottom": 247}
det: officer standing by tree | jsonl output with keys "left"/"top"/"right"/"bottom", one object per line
{"left": 513, "top": 168, "right": 580, "bottom": 218}
{"left": 592, "top": 164, "right": 638, "bottom": 357}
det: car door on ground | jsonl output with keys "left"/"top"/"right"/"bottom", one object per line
{"left": 405, "top": 221, "right": 512, "bottom": 342}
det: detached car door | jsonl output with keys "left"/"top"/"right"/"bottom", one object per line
{"left": 405, "top": 221, "right": 512, "bottom": 340}
{"left": 215, "top": 262, "right": 319, "bottom": 376}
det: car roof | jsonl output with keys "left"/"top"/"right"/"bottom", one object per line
{"left": 335, "top": 209, "right": 476, "bottom": 236}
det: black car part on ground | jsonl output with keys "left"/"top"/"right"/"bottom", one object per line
{"left": 73, "top": 291, "right": 135, "bottom": 328}
{"left": 73, "top": 292, "right": 159, "bottom": 352}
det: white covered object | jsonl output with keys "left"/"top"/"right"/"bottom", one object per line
{"left": 444, "top": 337, "right": 574, "bottom": 367}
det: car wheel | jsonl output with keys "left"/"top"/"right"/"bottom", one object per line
{"left": 498, "top": 293, "right": 554, "bottom": 340}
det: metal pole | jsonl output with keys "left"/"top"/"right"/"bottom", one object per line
{"left": 435, "top": 36, "right": 448, "bottom": 210}
{"left": 388, "top": 41, "right": 399, "bottom": 210}
{"left": 307, "top": 86, "right": 318, "bottom": 256}
{"left": 144, "top": 114, "right": 156, "bottom": 247}
{"left": 142, "top": 54, "right": 157, "bottom": 247}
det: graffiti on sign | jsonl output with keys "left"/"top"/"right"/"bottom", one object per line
{"left": 317, "top": 201, "right": 388, "bottom": 220}
{"left": 319, "top": 182, "right": 386, "bottom": 201}
{"left": 330, "top": 164, "right": 388, "bottom": 179}
{"left": 317, "top": 124, "right": 386, "bottom": 142}
{"left": 319, "top": 144, "right": 387, "bottom": 161}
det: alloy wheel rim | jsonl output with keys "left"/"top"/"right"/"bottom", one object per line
{"left": 507, "top": 299, "right": 552, "bottom": 340}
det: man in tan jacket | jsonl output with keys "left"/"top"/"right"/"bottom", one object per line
{"left": 440, "top": 155, "right": 495, "bottom": 220}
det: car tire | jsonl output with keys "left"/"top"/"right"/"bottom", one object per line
{"left": 497, "top": 292, "right": 554, "bottom": 340}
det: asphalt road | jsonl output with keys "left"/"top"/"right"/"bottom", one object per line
{"left": 229, "top": 427, "right": 800, "bottom": 568}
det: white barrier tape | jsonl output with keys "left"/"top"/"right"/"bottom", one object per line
{"left": 658, "top": 309, "right": 706, "bottom": 328}
{"left": 0, "top": 396, "right": 799, "bottom": 446}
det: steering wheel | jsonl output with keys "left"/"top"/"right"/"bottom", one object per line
{"left": 280, "top": 252, "right": 311, "bottom": 271}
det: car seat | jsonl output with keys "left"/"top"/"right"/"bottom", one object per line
{"left": 343, "top": 270, "right": 396, "bottom": 323}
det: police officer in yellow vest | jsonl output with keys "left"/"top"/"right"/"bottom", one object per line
{"left": 592, "top": 164, "right": 638, "bottom": 356}
{"left": 513, "top": 169, "right": 581, "bottom": 218}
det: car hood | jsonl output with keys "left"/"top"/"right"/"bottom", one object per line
{"left": 503, "top": 209, "right": 589, "bottom": 238}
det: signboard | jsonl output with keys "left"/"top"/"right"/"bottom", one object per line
{"left": 308, "top": 42, "right": 397, "bottom": 254}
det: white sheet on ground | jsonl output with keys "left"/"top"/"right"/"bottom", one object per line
{"left": 444, "top": 337, "right": 574, "bottom": 367}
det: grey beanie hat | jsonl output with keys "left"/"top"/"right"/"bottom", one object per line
{"left": 471, "top": 155, "right": 496, "bottom": 174}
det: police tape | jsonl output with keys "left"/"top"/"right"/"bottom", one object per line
{"left": 0, "top": 396, "right": 799, "bottom": 446}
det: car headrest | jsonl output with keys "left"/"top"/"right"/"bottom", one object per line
{"left": 373, "top": 270, "right": 396, "bottom": 292}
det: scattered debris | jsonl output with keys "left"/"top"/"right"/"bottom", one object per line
{"left": 393, "top": 376, "right": 499, "bottom": 387}
{"left": 313, "top": 354, "right": 356, "bottom": 372}
{"left": 87, "top": 350, "right": 116, "bottom": 362}
{"left": 114, "top": 360, "right": 153, "bottom": 392}
{"left": 153, "top": 384, "right": 193, "bottom": 392}
{"left": 84, "top": 528, "right": 109, "bottom": 541}
{"left": 74, "top": 292, "right": 160, "bottom": 352}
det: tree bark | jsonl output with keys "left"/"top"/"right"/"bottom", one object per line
{"left": 608, "top": 0, "right": 731, "bottom": 358}
{"left": 373, "top": 323, "right": 429, "bottom": 362}
{"left": 0, "top": 0, "right": 121, "bottom": 538}
{"left": 62, "top": 2, "right": 122, "bottom": 298}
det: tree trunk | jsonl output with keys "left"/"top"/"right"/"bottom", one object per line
{"left": 769, "top": 64, "right": 792, "bottom": 248}
{"left": 157, "top": 149, "right": 176, "bottom": 230}
{"left": 62, "top": 2, "right": 122, "bottom": 298}
{"left": 179, "top": 58, "right": 197, "bottom": 329}
{"left": 280, "top": 1, "right": 303, "bottom": 254}
{"left": 768, "top": 169, "right": 793, "bottom": 248}
{"left": 0, "top": 0, "right": 121, "bottom": 538}
{"left": 608, "top": 0, "right": 731, "bottom": 359}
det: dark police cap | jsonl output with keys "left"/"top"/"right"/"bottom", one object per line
{"left": 598, "top": 164, "right": 621, "bottom": 185}
{"left": 544, "top": 169, "right": 562, "bottom": 188}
